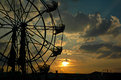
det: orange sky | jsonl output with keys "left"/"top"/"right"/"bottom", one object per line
{"left": 0, "top": 0, "right": 121, "bottom": 74}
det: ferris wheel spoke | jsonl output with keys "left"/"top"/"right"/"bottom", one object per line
{"left": 30, "top": 44, "right": 56, "bottom": 62}
{"left": 33, "top": 25, "right": 46, "bottom": 39}
{"left": 26, "top": 46, "right": 38, "bottom": 63}
{"left": 27, "top": 28, "right": 44, "bottom": 39}
{"left": 0, "top": 27, "right": 12, "bottom": 29}
{"left": 0, "top": 35, "right": 12, "bottom": 60}
{"left": 24, "top": 1, "right": 30, "bottom": 11}
{"left": 6, "top": 0, "right": 21, "bottom": 22}
{"left": 46, "top": 55, "right": 57, "bottom": 66}
{"left": 50, "top": 56, "right": 57, "bottom": 66}
{"left": 25, "top": 11, "right": 39, "bottom": 13}
{"left": 0, "top": 23, "right": 12, "bottom": 26}
{"left": 0, "top": 24, "right": 13, "bottom": 29}
{"left": 0, "top": 12, "right": 15, "bottom": 24}
{"left": 0, "top": 9, "right": 11, "bottom": 12}
{"left": 4, "top": 16, "right": 16, "bottom": 24}
{"left": 27, "top": 30, "right": 54, "bottom": 49}
{"left": 0, "top": 11, "right": 17, "bottom": 24}
{"left": 40, "top": 0, "right": 48, "bottom": 9}
{"left": 26, "top": 10, "right": 46, "bottom": 23}
{"left": 13, "top": 0, "right": 19, "bottom": 24}
{"left": 30, "top": 41, "right": 52, "bottom": 59}
{"left": 27, "top": 18, "right": 47, "bottom": 38}
{"left": 28, "top": 62, "right": 36, "bottom": 73}
{"left": 26, "top": 0, "right": 46, "bottom": 23}
{"left": 27, "top": 25, "right": 54, "bottom": 27}
{"left": 26, "top": 56, "right": 36, "bottom": 73}
{"left": 1, "top": 60, "right": 7, "bottom": 71}
{"left": 0, "top": 8, "right": 22, "bottom": 13}
{"left": 26, "top": 51, "right": 40, "bottom": 73}
{"left": 0, "top": 52, "right": 8, "bottom": 60}
{"left": 1, "top": 52, "right": 10, "bottom": 71}
{"left": 19, "top": 0, "right": 25, "bottom": 13}
{"left": 27, "top": 33, "right": 44, "bottom": 47}
{"left": 40, "top": 28, "right": 56, "bottom": 57}
{"left": 49, "top": 13, "right": 55, "bottom": 25}
{"left": 27, "top": 30, "right": 43, "bottom": 40}
{"left": 0, "top": 30, "right": 12, "bottom": 39}
{"left": 0, "top": 2, "right": 15, "bottom": 25}
{"left": 30, "top": 45, "right": 46, "bottom": 63}
{"left": 18, "top": 0, "right": 26, "bottom": 22}
{"left": 28, "top": 40, "right": 54, "bottom": 52}
{"left": 27, "top": 35, "right": 45, "bottom": 62}
{"left": 19, "top": 0, "right": 29, "bottom": 21}
{"left": 27, "top": 25, "right": 55, "bottom": 30}
{"left": 26, "top": 41, "right": 34, "bottom": 60}
{"left": 27, "top": 29, "right": 56, "bottom": 48}
{"left": 26, "top": 33, "right": 51, "bottom": 61}
{"left": 27, "top": 28, "right": 54, "bottom": 30}
{"left": 0, "top": 17, "right": 11, "bottom": 24}
{"left": 28, "top": 48, "right": 45, "bottom": 68}
{"left": 45, "top": 40, "right": 57, "bottom": 48}
{"left": 45, "top": 54, "right": 53, "bottom": 63}
{"left": 24, "top": 0, "right": 35, "bottom": 22}
{"left": 26, "top": 32, "right": 45, "bottom": 48}
{"left": 29, "top": 42, "right": 48, "bottom": 47}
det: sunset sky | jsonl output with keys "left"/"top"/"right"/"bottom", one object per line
{"left": 50, "top": 0, "right": 121, "bottom": 73}
{"left": 0, "top": 0, "right": 121, "bottom": 74}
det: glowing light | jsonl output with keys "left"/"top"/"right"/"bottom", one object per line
{"left": 62, "top": 61, "right": 69, "bottom": 66}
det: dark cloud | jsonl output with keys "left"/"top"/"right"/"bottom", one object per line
{"left": 107, "top": 27, "right": 121, "bottom": 36}
{"left": 80, "top": 43, "right": 105, "bottom": 52}
{"left": 80, "top": 43, "right": 111, "bottom": 52}
{"left": 80, "top": 42, "right": 121, "bottom": 59}
{"left": 62, "top": 12, "right": 89, "bottom": 33}
{"left": 60, "top": 10, "right": 121, "bottom": 38}
{"left": 84, "top": 20, "right": 111, "bottom": 37}
{"left": 97, "top": 51, "right": 112, "bottom": 59}
{"left": 62, "top": 12, "right": 102, "bottom": 34}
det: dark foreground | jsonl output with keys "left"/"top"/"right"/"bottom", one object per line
{"left": 0, "top": 72, "right": 121, "bottom": 80}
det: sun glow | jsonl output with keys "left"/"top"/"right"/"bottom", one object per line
{"left": 62, "top": 61, "right": 69, "bottom": 66}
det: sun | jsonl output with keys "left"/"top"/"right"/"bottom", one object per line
{"left": 62, "top": 61, "right": 69, "bottom": 66}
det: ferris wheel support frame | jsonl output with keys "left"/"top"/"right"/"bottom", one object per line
{"left": 0, "top": 0, "right": 65, "bottom": 75}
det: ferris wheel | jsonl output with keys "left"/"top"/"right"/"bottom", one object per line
{"left": 0, "top": 0, "right": 65, "bottom": 74}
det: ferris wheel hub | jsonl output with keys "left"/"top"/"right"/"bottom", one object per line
{"left": 20, "top": 22, "right": 27, "bottom": 28}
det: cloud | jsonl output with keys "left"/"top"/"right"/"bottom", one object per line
{"left": 84, "top": 19, "right": 111, "bottom": 37}
{"left": 59, "top": 10, "right": 121, "bottom": 59}
{"left": 60, "top": 11, "right": 121, "bottom": 37}
{"left": 62, "top": 11, "right": 89, "bottom": 33}
{"left": 80, "top": 42, "right": 121, "bottom": 59}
